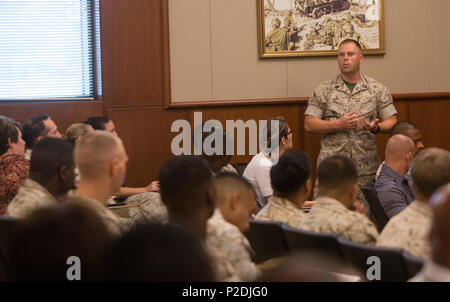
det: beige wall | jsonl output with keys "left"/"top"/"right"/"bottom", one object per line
{"left": 169, "top": 0, "right": 450, "bottom": 102}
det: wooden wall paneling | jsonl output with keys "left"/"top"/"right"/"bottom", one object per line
{"left": 409, "top": 98, "right": 450, "bottom": 151}
{"left": 100, "top": 0, "right": 164, "bottom": 107}
{"left": 0, "top": 101, "right": 104, "bottom": 133}
{"left": 186, "top": 105, "right": 302, "bottom": 164}
{"left": 105, "top": 107, "right": 188, "bottom": 187}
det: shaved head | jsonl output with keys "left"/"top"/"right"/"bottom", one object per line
{"left": 75, "top": 131, "right": 127, "bottom": 180}
{"left": 385, "top": 134, "right": 415, "bottom": 162}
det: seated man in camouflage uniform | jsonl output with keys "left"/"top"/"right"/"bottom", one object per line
{"left": 159, "top": 155, "right": 240, "bottom": 282}
{"left": 206, "top": 172, "right": 259, "bottom": 281}
{"left": 410, "top": 183, "right": 450, "bottom": 281}
{"left": 299, "top": 154, "right": 379, "bottom": 245}
{"left": 68, "top": 131, "right": 129, "bottom": 237}
{"left": 377, "top": 148, "right": 450, "bottom": 259}
{"left": 7, "top": 138, "right": 75, "bottom": 218}
{"left": 255, "top": 151, "right": 312, "bottom": 228}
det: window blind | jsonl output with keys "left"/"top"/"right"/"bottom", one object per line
{"left": 0, "top": 0, "right": 99, "bottom": 101}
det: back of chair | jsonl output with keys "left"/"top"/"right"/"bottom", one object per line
{"left": 282, "top": 224, "right": 342, "bottom": 260}
{"left": 244, "top": 220, "right": 288, "bottom": 264}
{"left": 361, "top": 186, "right": 388, "bottom": 231}
{"left": 0, "top": 216, "right": 20, "bottom": 281}
{"left": 337, "top": 236, "right": 411, "bottom": 282}
{"left": 402, "top": 251, "right": 424, "bottom": 278}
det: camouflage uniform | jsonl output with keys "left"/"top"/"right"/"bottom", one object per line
{"left": 254, "top": 195, "right": 305, "bottom": 228}
{"left": 68, "top": 191, "right": 127, "bottom": 237}
{"left": 206, "top": 244, "right": 241, "bottom": 282}
{"left": 376, "top": 200, "right": 431, "bottom": 259}
{"left": 6, "top": 179, "right": 58, "bottom": 218}
{"left": 298, "top": 196, "right": 379, "bottom": 245}
{"left": 305, "top": 74, "right": 397, "bottom": 213}
{"left": 128, "top": 192, "right": 169, "bottom": 226}
{"left": 206, "top": 209, "right": 260, "bottom": 281}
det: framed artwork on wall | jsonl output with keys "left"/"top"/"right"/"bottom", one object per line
{"left": 258, "top": 0, "right": 385, "bottom": 58}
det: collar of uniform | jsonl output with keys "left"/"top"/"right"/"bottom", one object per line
{"left": 22, "top": 178, "right": 56, "bottom": 200}
{"left": 422, "top": 261, "right": 450, "bottom": 282}
{"left": 269, "top": 195, "right": 304, "bottom": 211}
{"left": 334, "top": 74, "right": 369, "bottom": 95}
{"left": 409, "top": 199, "right": 432, "bottom": 218}
{"left": 314, "top": 196, "right": 350, "bottom": 212}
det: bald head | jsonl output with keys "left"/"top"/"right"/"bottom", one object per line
{"left": 411, "top": 148, "right": 450, "bottom": 199}
{"left": 430, "top": 183, "right": 450, "bottom": 267}
{"left": 385, "top": 134, "right": 415, "bottom": 162}
{"left": 75, "top": 131, "right": 127, "bottom": 181}
{"left": 214, "top": 173, "right": 254, "bottom": 206}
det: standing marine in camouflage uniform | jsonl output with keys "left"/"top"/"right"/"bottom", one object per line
{"left": 304, "top": 39, "right": 398, "bottom": 215}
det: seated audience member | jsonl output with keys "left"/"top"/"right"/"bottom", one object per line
{"left": 243, "top": 116, "right": 294, "bottom": 209}
{"left": 21, "top": 114, "right": 62, "bottom": 160}
{"left": 106, "top": 223, "right": 215, "bottom": 282}
{"left": 255, "top": 151, "right": 312, "bottom": 227}
{"left": 375, "top": 134, "right": 416, "bottom": 219}
{"left": 375, "top": 121, "right": 425, "bottom": 180}
{"left": 6, "top": 138, "right": 75, "bottom": 218}
{"left": 84, "top": 116, "right": 159, "bottom": 196}
{"left": 159, "top": 155, "right": 239, "bottom": 281}
{"left": 206, "top": 172, "right": 259, "bottom": 281}
{"left": 299, "top": 155, "right": 379, "bottom": 245}
{"left": 9, "top": 203, "right": 113, "bottom": 281}
{"left": 410, "top": 183, "right": 450, "bottom": 281}
{"left": 69, "top": 131, "right": 129, "bottom": 236}
{"left": 197, "top": 125, "right": 237, "bottom": 175}
{"left": 0, "top": 116, "right": 29, "bottom": 214}
{"left": 377, "top": 148, "right": 450, "bottom": 259}
{"left": 63, "top": 123, "right": 94, "bottom": 146}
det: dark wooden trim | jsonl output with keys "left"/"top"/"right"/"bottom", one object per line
{"left": 165, "top": 92, "right": 450, "bottom": 109}
{"left": 162, "top": 0, "right": 172, "bottom": 109}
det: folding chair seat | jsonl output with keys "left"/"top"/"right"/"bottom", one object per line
{"left": 338, "top": 236, "right": 411, "bottom": 282}
{"left": 244, "top": 220, "right": 288, "bottom": 264}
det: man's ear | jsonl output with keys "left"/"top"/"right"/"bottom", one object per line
{"left": 229, "top": 193, "right": 239, "bottom": 211}
{"left": 305, "top": 178, "right": 312, "bottom": 197}
{"left": 109, "top": 158, "right": 119, "bottom": 178}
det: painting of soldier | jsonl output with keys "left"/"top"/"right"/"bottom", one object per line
{"left": 259, "top": 0, "right": 384, "bottom": 57}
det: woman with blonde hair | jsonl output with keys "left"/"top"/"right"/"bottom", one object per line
{"left": 63, "top": 123, "right": 94, "bottom": 146}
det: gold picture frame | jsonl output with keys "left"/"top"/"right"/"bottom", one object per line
{"left": 258, "top": 0, "right": 385, "bottom": 58}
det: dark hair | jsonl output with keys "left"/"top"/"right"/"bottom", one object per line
{"left": 339, "top": 39, "right": 362, "bottom": 51}
{"left": 270, "top": 151, "right": 311, "bottom": 196}
{"left": 105, "top": 223, "right": 215, "bottom": 281}
{"left": 159, "top": 155, "right": 213, "bottom": 214}
{"left": 83, "top": 116, "right": 110, "bottom": 130}
{"left": 22, "top": 114, "right": 50, "bottom": 149}
{"left": 9, "top": 203, "right": 113, "bottom": 281}
{"left": 263, "top": 116, "right": 290, "bottom": 150}
{"left": 390, "top": 121, "right": 417, "bottom": 137}
{"left": 0, "top": 116, "right": 20, "bottom": 155}
{"left": 30, "top": 138, "right": 74, "bottom": 178}
{"left": 317, "top": 154, "right": 358, "bottom": 191}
